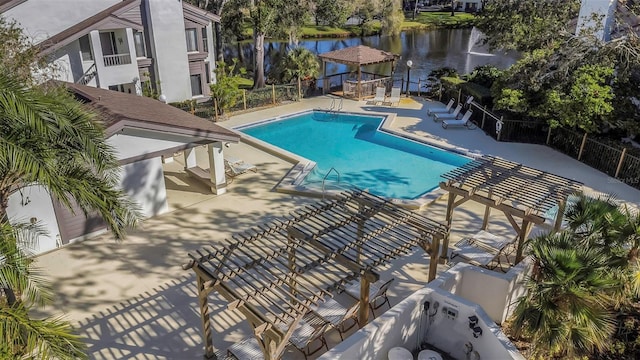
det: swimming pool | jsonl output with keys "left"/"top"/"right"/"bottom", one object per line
{"left": 238, "top": 110, "right": 471, "bottom": 200}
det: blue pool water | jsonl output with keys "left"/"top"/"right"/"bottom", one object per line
{"left": 239, "top": 111, "right": 471, "bottom": 199}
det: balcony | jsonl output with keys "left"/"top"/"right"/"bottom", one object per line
{"left": 103, "top": 53, "right": 132, "bottom": 67}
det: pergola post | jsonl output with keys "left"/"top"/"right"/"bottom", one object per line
{"left": 428, "top": 235, "right": 441, "bottom": 281}
{"left": 440, "top": 192, "right": 457, "bottom": 262}
{"left": 553, "top": 199, "right": 566, "bottom": 232}
{"left": 357, "top": 66, "right": 362, "bottom": 100}
{"left": 358, "top": 276, "right": 371, "bottom": 325}
{"left": 516, "top": 219, "right": 533, "bottom": 263}
{"left": 196, "top": 275, "right": 216, "bottom": 359}
{"left": 322, "top": 60, "right": 327, "bottom": 95}
{"left": 481, "top": 206, "right": 491, "bottom": 230}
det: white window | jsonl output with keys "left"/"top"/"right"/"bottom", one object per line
{"left": 202, "top": 28, "right": 208, "bottom": 52}
{"left": 190, "top": 74, "right": 202, "bottom": 96}
{"left": 79, "top": 35, "right": 93, "bottom": 61}
{"left": 134, "top": 31, "right": 146, "bottom": 58}
{"left": 185, "top": 28, "right": 198, "bottom": 52}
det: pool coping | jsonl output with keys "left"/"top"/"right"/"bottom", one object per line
{"left": 233, "top": 109, "right": 483, "bottom": 209}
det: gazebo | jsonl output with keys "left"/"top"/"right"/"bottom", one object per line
{"left": 183, "top": 190, "right": 447, "bottom": 360}
{"left": 439, "top": 156, "right": 583, "bottom": 264}
{"left": 318, "top": 45, "right": 400, "bottom": 100}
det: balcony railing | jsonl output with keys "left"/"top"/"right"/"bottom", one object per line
{"left": 103, "top": 53, "right": 132, "bottom": 67}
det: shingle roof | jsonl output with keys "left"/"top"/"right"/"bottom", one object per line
{"left": 38, "top": 0, "right": 142, "bottom": 55}
{"left": 318, "top": 45, "right": 399, "bottom": 66}
{"left": 64, "top": 82, "right": 240, "bottom": 143}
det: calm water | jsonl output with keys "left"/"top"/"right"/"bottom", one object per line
{"left": 225, "top": 28, "right": 518, "bottom": 90}
{"left": 238, "top": 110, "right": 471, "bottom": 199}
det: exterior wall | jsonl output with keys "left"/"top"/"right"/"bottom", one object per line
{"left": 6, "top": 185, "right": 61, "bottom": 255}
{"left": 144, "top": 0, "right": 192, "bottom": 102}
{"left": 106, "top": 133, "right": 190, "bottom": 161}
{"left": 435, "top": 262, "right": 532, "bottom": 324}
{"left": 119, "top": 157, "right": 168, "bottom": 218}
{"left": 90, "top": 28, "right": 141, "bottom": 90}
{"left": 320, "top": 286, "right": 524, "bottom": 360}
{"left": 3, "top": 0, "right": 120, "bottom": 43}
{"left": 577, "top": 0, "right": 618, "bottom": 41}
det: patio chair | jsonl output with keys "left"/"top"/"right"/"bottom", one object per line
{"left": 450, "top": 230, "right": 516, "bottom": 271}
{"left": 432, "top": 103, "right": 462, "bottom": 122}
{"left": 426, "top": 98, "right": 455, "bottom": 116}
{"left": 277, "top": 318, "right": 330, "bottom": 360}
{"left": 366, "top": 86, "right": 387, "bottom": 105}
{"left": 225, "top": 156, "right": 257, "bottom": 179}
{"left": 344, "top": 278, "right": 395, "bottom": 318}
{"left": 384, "top": 87, "right": 402, "bottom": 106}
{"left": 442, "top": 110, "right": 474, "bottom": 129}
{"left": 309, "top": 298, "right": 360, "bottom": 340}
{"left": 227, "top": 337, "right": 264, "bottom": 360}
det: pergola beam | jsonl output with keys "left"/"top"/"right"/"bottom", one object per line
{"left": 439, "top": 156, "right": 582, "bottom": 265}
{"left": 186, "top": 190, "right": 448, "bottom": 359}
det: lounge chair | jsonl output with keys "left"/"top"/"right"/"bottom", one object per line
{"left": 433, "top": 103, "right": 462, "bottom": 122}
{"left": 309, "top": 298, "right": 360, "bottom": 340}
{"left": 442, "top": 110, "right": 474, "bottom": 129}
{"left": 366, "top": 87, "right": 386, "bottom": 105}
{"left": 450, "top": 230, "right": 516, "bottom": 270}
{"left": 384, "top": 87, "right": 402, "bottom": 106}
{"left": 225, "top": 156, "right": 257, "bottom": 179}
{"left": 227, "top": 337, "right": 264, "bottom": 360}
{"left": 426, "top": 98, "right": 455, "bottom": 116}
{"left": 344, "top": 278, "right": 394, "bottom": 318}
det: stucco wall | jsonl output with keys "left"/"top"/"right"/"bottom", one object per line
{"left": 319, "top": 286, "right": 524, "bottom": 360}
{"left": 6, "top": 185, "right": 60, "bottom": 255}
{"left": 107, "top": 133, "right": 190, "bottom": 161}
{"left": 144, "top": 0, "right": 192, "bottom": 102}
{"left": 4, "top": 0, "right": 120, "bottom": 43}
{"left": 119, "top": 157, "right": 168, "bottom": 218}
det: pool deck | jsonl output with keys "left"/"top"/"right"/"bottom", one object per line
{"left": 33, "top": 96, "right": 640, "bottom": 359}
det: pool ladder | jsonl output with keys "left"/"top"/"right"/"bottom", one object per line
{"left": 321, "top": 167, "right": 341, "bottom": 199}
{"left": 327, "top": 98, "right": 343, "bottom": 112}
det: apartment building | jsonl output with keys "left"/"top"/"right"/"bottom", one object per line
{"left": 1, "top": 0, "right": 218, "bottom": 102}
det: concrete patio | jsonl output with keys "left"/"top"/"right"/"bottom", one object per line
{"left": 33, "top": 95, "right": 640, "bottom": 359}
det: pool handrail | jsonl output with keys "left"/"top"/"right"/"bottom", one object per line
{"left": 322, "top": 167, "right": 341, "bottom": 199}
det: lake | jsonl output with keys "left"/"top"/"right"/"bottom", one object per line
{"left": 224, "top": 28, "right": 518, "bottom": 90}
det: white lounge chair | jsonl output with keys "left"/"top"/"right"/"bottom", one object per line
{"left": 366, "top": 87, "right": 386, "bottom": 105}
{"left": 309, "top": 298, "right": 360, "bottom": 340}
{"left": 426, "top": 98, "right": 455, "bottom": 116}
{"left": 433, "top": 103, "right": 462, "bottom": 122}
{"left": 384, "top": 87, "right": 402, "bottom": 106}
{"left": 450, "top": 230, "right": 516, "bottom": 270}
{"left": 225, "top": 157, "right": 257, "bottom": 179}
{"left": 442, "top": 110, "right": 474, "bottom": 129}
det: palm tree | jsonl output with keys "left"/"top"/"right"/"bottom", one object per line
{"left": 0, "top": 222, "right": 87, "bottom": 359}
{"left": 0, "top": 72, "right": 140, "bottom": 358}
{"left": 282, "top": 47, "right": 320, "bottom": 99}
{"left": 512, "top": 231, "right": 619, "bottom": 358}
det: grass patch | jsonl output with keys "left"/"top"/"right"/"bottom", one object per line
{"left": 402, "top": 11, "right": 475, "bottom": 29}
{"left": 300, "top": 25, "right": 353, "bottom": 38}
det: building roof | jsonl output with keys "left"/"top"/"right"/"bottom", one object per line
{"left": 318, "top": 45, "right": 400, "bottom": 66}
{"left": 64, "top": 82, "right": 240, "bottom": 143}
{"left": 38, "top": 0, "right": 143, "bottom": 55}
{"left": 182, "top": 1, "right": 221, "bottom": 24}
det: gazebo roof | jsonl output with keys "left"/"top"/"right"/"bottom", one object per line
{"left": 318, "top": 45, "right": 400, "bottom": 66}
{"left": 184, "top": 190, "right": 447, "bottom": 359}
{"left": 440, "top": 156, "right": 583, "bottom": 220}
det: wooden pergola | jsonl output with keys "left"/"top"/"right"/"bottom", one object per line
{"left": 439, "top": 156, "right": 583, "bottom": 263}
{"left": 318, "top": 45, "right": 399, "bottom": 100}
{"left": 183, "top": 190, "right": 447, "bottom": 360}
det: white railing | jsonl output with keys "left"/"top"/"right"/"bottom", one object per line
{"left": 103, "top": 53, "right": 131, "bottom": 67}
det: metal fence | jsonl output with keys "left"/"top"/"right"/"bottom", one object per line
{"left": 435, "top": 84, "right": 640, "bottom": 190}
{"left": 170, "top": 84, "right": 299, "bottom": 121}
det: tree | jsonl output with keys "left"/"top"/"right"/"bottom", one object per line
{"left": 222, "top": 0, "right": 310, "bottom": 89}
{"left": 313, "top": 0, "right": 352, "bottom": 27}
{"left": 475, "top": 0, "right": 582, "bottom": 52}
{"left": 510, "top": 194, "right": 640, "bottom": 359}
{"left": 282, "top": 47, "right": 320, "bottom": 99}
{"left": 0, "top": 20, "right": 140, "bottom": 359}
{"left": 210, "top": 59, "right": 246, "bottom": 114}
